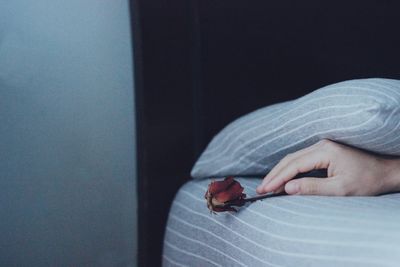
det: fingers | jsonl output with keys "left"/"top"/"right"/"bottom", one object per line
{"left": 261, "top": 142, "right": 323, "bottom": 187}
{"left": 285, "top": 177, "right": 342, "bottom": 196}
{"left": 257, "top": 143, "right": 331, "bottom": 193}
{"left": 273, "top": 185, "right": 286, "bottom": 194}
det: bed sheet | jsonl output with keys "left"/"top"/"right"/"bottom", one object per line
{"left": 163, "top": 177, "right": 400, "bottom": 267}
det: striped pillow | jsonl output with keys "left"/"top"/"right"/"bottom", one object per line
{"left": 191, "top": 78, "right": 400, "bottom": 179}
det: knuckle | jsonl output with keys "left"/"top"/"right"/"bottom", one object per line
{"left": 319, "top": 139, "right": 333, "bottom": 148}
{"left": 317, "top": 139, "right": 329, "bottom": 146}
{"left": 281, "top": 153, "right": 294, "bottom": 164}
{"left": 292, "top": 159, "right": 302, "bottom": 170}
{"left": 285, "top": 153, "right": 295, "bottom": 160}
{"left": 318, "top": 139, "right": 340, "bottom": 152}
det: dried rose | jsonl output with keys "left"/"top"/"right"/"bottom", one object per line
{"left": 205, "top": 176, "right": 246, "bottom": 213}
{"left": 205, "top": 177, "right": 285, "bottom": 213}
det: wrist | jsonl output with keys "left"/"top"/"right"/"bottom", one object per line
{"left": 382, "top": 158, "right": 400, "bottom": 193}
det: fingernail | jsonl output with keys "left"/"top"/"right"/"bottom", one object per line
{"left": 285, "top": 182, "right": 299, "bottom": 194}
{"left": 256, "top": 186, "right": 263, "bottom": 193}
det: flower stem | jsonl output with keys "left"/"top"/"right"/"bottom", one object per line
{"left": 223, "top": 192, "right": 286, "bottom": 207}
{"left": 244, "top": 192, "right": 286, "bottom": 202}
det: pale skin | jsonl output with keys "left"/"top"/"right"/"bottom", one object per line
{"left": 256, "top": 139, "right": 400, "bottom": 196}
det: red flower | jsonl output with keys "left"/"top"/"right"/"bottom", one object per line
{"left": 205, "top": 177, "right": 285, "bottom": 213}
{"left": 205, "top": 176, "right": 246, "bottom": 213}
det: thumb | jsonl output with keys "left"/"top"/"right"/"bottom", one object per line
{"left": 285, "top": 177, "right": 339, "bottom": 196}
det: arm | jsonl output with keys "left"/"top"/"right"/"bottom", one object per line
{"left": 256, "top": 140, "right": 400, "bottom": 196}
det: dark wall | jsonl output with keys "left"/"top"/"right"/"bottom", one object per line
{"left": 133, "top": 0, "right": 400, "bottom": 266}
{"left": 132, "top": 0, "right": 196, "bottom": 266}
{"left": 197, "top": 0, "right": 400, "bottom": 142}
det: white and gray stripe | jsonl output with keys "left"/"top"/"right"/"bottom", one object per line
{"left": 191, "top": 78, "right": 400, "bottom": 178}
{"left": 163, "top": 178, "right": 400, "bottom": 267}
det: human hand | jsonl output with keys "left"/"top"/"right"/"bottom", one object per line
{"left": 256, "top": 140, "right": 400, "bottom": 196}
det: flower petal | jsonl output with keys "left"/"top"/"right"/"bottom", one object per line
{"left": 214, "top": 180, "right": 244, "bottom": 203}
{"left": 207, "top": 176, "right": 235, "bottom": 194}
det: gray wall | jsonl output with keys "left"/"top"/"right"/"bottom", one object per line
{"left": 0, "top": 1, "right": 137, "bottom": 266}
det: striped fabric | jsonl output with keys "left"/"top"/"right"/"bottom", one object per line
{"left": 191, "top": 78, "right": 400, "bottom": 179}
{"left": 163, "top": 178, "right": 400, "bottom": 267}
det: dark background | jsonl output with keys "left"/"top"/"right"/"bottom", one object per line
{"left": 131, "top": 0, "right": 400, "bottom": 266}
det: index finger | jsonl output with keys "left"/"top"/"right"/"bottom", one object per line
{"left": 258, "top": 149, "right": 331, "bottom": 193}
{"left": 259, "top": 141, "right": 328, "bottom": 192}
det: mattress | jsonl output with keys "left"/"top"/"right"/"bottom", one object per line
{"left": 162, "top": 177, "right": 400, "bottom": 267}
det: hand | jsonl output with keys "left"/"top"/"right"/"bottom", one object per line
{"left": 256, "top": 140, "right": 400, "bottom": 196}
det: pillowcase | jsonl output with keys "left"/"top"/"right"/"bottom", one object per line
{"left": 191, "top": 78, "right": 400, "bottom": 179}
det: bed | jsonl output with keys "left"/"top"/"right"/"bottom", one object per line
{"left": 163, "top": 178, "right": 400, "bottom": 267}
